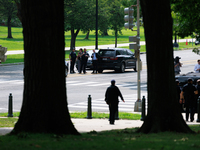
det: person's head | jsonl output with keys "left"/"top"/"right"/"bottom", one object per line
{"left": 84, "top": 48, "right": 87, "bottom": 52}
{"left": 72, "top": 47, "right": 75, "bottom": 52}
{"left": 93, "top": 49, "right": 95, "bottom": 53}
{"left": 111, "top": 79, "right": 115, "bottom": 85}
{"left": 174, "top": 56, "right": 181, "bottom": 63}
{"left": 79, "top": 48, "right": 83, "bottom": 52}
{"left": 188, "top": 78, "right": 193, "bottom": 84}
{"left": 197, "top": 79, "right": 200, "bottom": 85}
{"left": 175, "top": 79, "right": 179, "bottom": 85}
{"left": 197, "top": 60, "right": 200, "bottom": 64}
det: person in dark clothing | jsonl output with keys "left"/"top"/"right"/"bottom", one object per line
{"left": 69, "top": 48, "right": 77, "bottom": 73}
{"left": 80, "top": 48, "right": 89, "bottom": 74}
{"left": 105, "top": 80, "right": 125, "bottom": 125}
{"left": 180, "top": 78, "right": 198, "bottom": 122}
{"left": 91, "top": 49, "right": 100, "bottom": 74}
{"left": 195, "top": 79, "right": 200, "bottom": 112}
{"left": 176, "top": 80, "right": 182, "bottom": 111}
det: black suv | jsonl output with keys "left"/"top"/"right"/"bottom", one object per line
{"left": 97, "top": 48, "right": 137, "bottom": 73}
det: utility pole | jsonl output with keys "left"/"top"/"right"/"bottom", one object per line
{"left": 95, "top": 0, "right": 98, "bottom": 50}
{"left": 124, "top": 0, "right": 141, "bottom": 112}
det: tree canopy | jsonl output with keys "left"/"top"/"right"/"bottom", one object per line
{"left": 171, "top": 0, "right": 200, "bottom": 38}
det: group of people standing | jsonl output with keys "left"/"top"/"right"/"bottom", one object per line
{"left": 69, "top": 48, "right": 100, "bottom": 74}
{"left": 177, "top": 78, "right": 200, "bottom": 122}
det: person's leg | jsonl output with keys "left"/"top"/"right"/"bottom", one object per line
{"left": 110, "top": 104, "right": 115, "bottom": 124}
{"left": 186, "top": 106, "right": 189, "bottom": 121}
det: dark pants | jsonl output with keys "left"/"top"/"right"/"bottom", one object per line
{"left": 92, "top": 60, "right": 98, "bottom": 73}
{"left": 80, "top": 61, "right": 87, "bottom": 73}
{"left": 70, "top": 59, "right": 76, "bottom": 72}
{"left": 109, "top": 102, "right": 118, "bottom": 124}
{"left": 186, "top": 106, "right": 195, "bottom": 121}
{"left": 185, "top": 99, "right": 195, "bottom": 121}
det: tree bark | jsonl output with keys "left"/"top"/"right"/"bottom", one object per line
{"left": 138, "top": 0, "right": 194, "bottom": 133}
{"left": 70, "top": 28, "right": 80, "bottom": 50}
{"left": 84, "top": 30, "right": 90, "bottom": 40}
{"left": 12, "top": 0, "right": 79, "bottom": 135}
{"left": 7, "top": 15, "right": 13, "bottom": 38}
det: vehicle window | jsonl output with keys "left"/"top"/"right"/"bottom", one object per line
{"left": 127, "top": 49, "right": 133, "bottom": 55}
{"left": 99, "top": 50, "right": 115, "bottom": 56}
{"left": 116, "top": 50, "right": 121, "bottom": 55}
{"left": 120, "top": 50, "right": 127, "bottom": 55}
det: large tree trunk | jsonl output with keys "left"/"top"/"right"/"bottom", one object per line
{"left": 70, "top": 28, "right": 80, "bottom": 50}
{"left": 12, "top": 0, "right": 79, "bottom": 135}
{"left": 138, "top": 0, "right": 193, "bottom": 133}
{"left": 7, "top": 15, "right": 13, "bottom": 38}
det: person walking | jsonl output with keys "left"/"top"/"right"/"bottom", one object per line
{"left": 77, "top": 48, "right": 83, "bottom": 73}
{"left": 69, "top": 48, "right": 77, "bottom": 73}
{"left": 180, "top": 78, "right": 198, "bottom": 122}
{"left": 105, "top": 80, "right": 125, "bottom": 125}
{"left": 91, "top": 49, "right": 99, "bottom": 74}
{"left": 194, "top": 60, "right": 200, "bottom": 73}
{"left": 80, "top": 48, "right": 89, "bottom": 74}
{"left": 174, "top": 56, "right": 182, "bottom": 75}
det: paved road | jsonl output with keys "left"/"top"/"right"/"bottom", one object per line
{"left": 0, "top": 49, "right": 199, "bottom": 113}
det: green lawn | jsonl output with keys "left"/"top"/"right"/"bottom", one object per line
{"left": 0, "top": 25, "right": 145, "bottom": 51}
{"left": 1, "top": 25, "right": 199, "bottom": 64}
{"left": 0, "top": 112, "right": 141, "bottom": 128}
{"left": 0, "top": 125, "right": 200, "bottom": 150}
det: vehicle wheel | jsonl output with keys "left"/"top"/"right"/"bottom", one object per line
{"left": 134, "top": 67, "right": 137, "bottom": 72}
{"left": 120, "top": 63, "right": 125, "bottom": 73}
{"left": 98, "top": 69, "right": 103, "bottom": 73}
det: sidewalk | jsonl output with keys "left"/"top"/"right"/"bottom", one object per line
{"left": 1, "top": 115, "right": 200, "bottom": 135}
{"left": 0, "top": 119, "right": 143, "bottom": 136}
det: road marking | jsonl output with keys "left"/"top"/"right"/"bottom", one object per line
{"left": 68, "top": 93, "right": 148, "bottom": 112}
{"left": 69, "top": 82, "right": 98, "bottom": 85}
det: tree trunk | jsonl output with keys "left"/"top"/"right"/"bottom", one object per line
{"left": 70, "top": 28, "right": 80, "bottom": 50}
{"left": 102, "top": 29, "right": 109, "bottom": 36}
{"left": 14, "top": 1, "right": 22, "bottom": 22}
{"left": 7, "top": 15, "right": 13, "bottom": 38}
{"left": 12, "top": 0, "right": 79, "bottom": 135}
{"left": 84, "top": 30, "right": 90, "bottom": 40}
{"left": 138, "top": 0, "right": 193, "bottom": 133}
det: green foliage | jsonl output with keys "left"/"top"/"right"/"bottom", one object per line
{"left": 171, "top": 0, "right": 200, "bottom": 38}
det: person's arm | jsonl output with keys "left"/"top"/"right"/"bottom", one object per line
{"left": 117, "top": 87, "right": 125, "bottom": 102}
{"left": 69, "top": 53, "right": 71, "bottom": 61}
{"left": 180, "top": 91, "right": 184, "bottom": 104}
{"left": 194, "top": 64, "right": 199, "bottom": 71}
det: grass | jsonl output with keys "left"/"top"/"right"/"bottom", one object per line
{"left": 1, "top": 25, "right": 199, "bottom": 64}
{"left": 0, "top": 25, "right": 144, "bottom": 51}
{"left": 0, "top": 125, "right": 200, "bottom": 150}
{"left": 0, "top": 112, "right": 141, "bottom": 127}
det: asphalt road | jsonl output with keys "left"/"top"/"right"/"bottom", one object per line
{"left": 0, "top": 49, "right": 199, "bottom": 113}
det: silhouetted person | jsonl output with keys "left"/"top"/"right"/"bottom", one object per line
{"left": 105, "top": 80, "right": 125, "bottom": 125}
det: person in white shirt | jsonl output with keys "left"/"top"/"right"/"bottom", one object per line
{"left": 194, "top": 60, "right": 200, "bottom": 73}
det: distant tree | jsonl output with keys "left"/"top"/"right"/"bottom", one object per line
{"left": 64, "top": 0, "right": 95, "bottom": 50}
{"left": 171, "top": 0, "right": 200, "bottom": 39}
{"left": 138, "top": 0, "right": 194, "bottom": 133}
{"left": 0, "top": 0, "right": 17, "bottom": 38}
{"left": 108, "top": 1, "right": 124, "bottom": 47}
{"left": 12, "top": 0, "right": 79, "bottom": 135}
